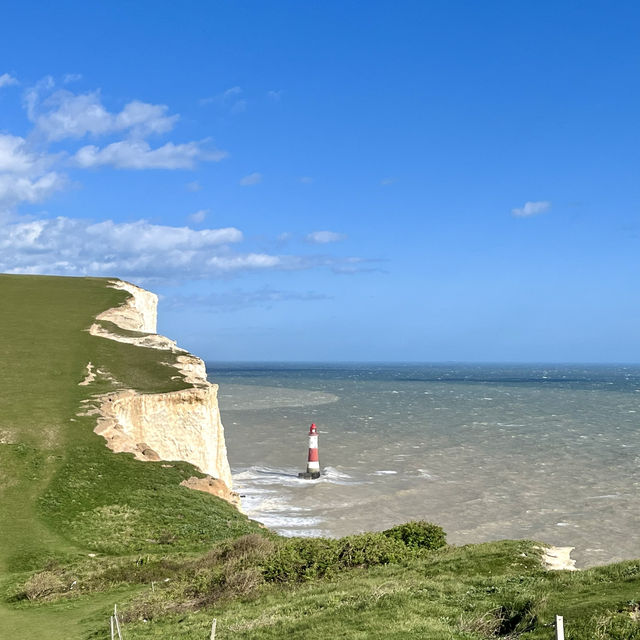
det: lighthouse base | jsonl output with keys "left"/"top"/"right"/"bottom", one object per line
{"left": 298, "top": 471, "right": 321, "bottom": 480}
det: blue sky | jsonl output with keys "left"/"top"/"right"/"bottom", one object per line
{"left": 1, "top": 1, "right": 638, "bottom": 362}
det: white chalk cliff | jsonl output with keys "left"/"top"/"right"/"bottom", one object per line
{"left": 85, "top": 280, "right": 235, "bottom": 503}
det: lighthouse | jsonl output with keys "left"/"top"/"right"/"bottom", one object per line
{"left": 298, "top": 423, "right": 321, "bottom": 479}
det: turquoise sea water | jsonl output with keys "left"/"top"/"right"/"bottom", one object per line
{"left": 207, "top": 363, "right": 640, "bottom": 568}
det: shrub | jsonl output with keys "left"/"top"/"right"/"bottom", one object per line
{"left": 495, "top": 597, "right": 539, "bottom": 636}
{"left": 223, "top": 566, "right": 263, "bottom": 597}
{"left": 223, "top": 534, "right": 276, "bottom": 564}
{"left": 458, "top": 597, "right": 541, "bottom": 638}
{"left": 21, "top": 571, "right": 65, "bottom": 600}
{"left": 261, "top": 532, "right": 410, "bottom": 583}
{"left": 196, "top": 533, "right": 274, "bottom": 569}
{"left": 382, "top": 521, "right": 446, "bottom": 551}
{"left": 262, "top": 538, "right": 340, "bottom": 583}
{"left": 337, "top": 532, "right": 408, "bottom": 568}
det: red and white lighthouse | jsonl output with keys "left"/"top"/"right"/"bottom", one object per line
{"left": 298, "top": 423, "right": 321, "bottom": 479}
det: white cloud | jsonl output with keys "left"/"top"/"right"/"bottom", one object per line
{"left": 186, "top": 180, "right": 202, "bottom": 192}
{"left": 0, "top": 134, "right": 64, "bottom": 210}
{"left": 0, "top": 73, "right": 18, "bottom": 88}
{"left": 0, "top": 217, "right": 248, "bottom": 279}
{"left": 239, "top": 172, "right": 262, "bottom": 186}
{"left": 23, "top": 76, "right": 55, "bottom": 120}
{"left": 83, "top": 219, "right": 241, "bottom": 250}
{"left": 0, "top": 134, "right": 43, "bottom": 173}
{"left": 29, "top": 89, "right": 179, "bottom": 141}
{"left": 380, "top": 177, "right": 396, "bottom": 186}
{"left": 0, "top": 216, "right": 369, "bottom": 281}
{"left": 267, "top": 90, "right": 282, "bottom": 101}
{"left": 206, "top": 253, "right": 281, "bottom": 270}
{"left": 62, "top": 73, "right": 82, "bottom": 84}
{"left": 0, "top": 172, "right": 66, "bottom": 209}
{"left": 511, "top": 200, "right": 551, "bottom": 217}
{"left": 189, "top": 209, "right": 208, "bottom": 223}
{"left": 306, "top": 230, "right": 347, "bottom": 244}
{"left": 0, "top": 80, "right": 231, "bottom": 213}
{"left": 74, "top": 139, "right": 226, "bottom": 170}
{"left": 299, "top": 176, "right": 314, "bottom": 184}
{"left": 114, "top": 100, "right": 178, "bottom": 135}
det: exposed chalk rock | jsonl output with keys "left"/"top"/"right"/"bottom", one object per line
{"left": 180, "top": 475, "right": 240, "bottom": 507}
{"left": 86, "top": 279, "right": 235, "bottom": 500}
{"left": 539, "top": 545, "right": 578, "bottom": 571}
{"left": 79, "top": 362, "right": 96, "bottom": 386}
{"left": 94, "top": 386, "right": 232, "bottom": 489}
{"left": 95, "top": 280, "right": 158, "bottom": 333}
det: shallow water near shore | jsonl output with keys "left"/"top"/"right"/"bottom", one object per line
{"left": 208, "top": 363, "right": 640, "bottom": 568}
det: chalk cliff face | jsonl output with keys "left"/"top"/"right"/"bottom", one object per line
{"left": 86, "top": 280, "right": 234, "bottom": 500}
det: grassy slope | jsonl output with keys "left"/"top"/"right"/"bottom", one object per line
{"left": 1, "top": 274, "right": 639, "bottom": 640}
{"left": 114, "top": 541, "right": 640, "bottom": 639}
{"left": 0, "top": 274, "right": 262, "bottom": 638}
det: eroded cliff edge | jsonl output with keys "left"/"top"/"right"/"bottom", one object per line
{"left": 82, "top": 280, "right": 237, "bottom": 506}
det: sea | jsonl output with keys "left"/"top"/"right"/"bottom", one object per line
{"left": 206, "top": 363, "right": 640, "bottom": 568}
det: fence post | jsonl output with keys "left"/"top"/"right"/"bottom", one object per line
{"left": 556, "top": 615, "right": 565, "bottom": 640}
{"left": 114, "top": 604, "right": 123, "bottom": 640}
{"left": 210, "top": 618, "right": 217, "bottom": 640}
{"left": 110, "top": 616, "right": 115, "bottom": 640}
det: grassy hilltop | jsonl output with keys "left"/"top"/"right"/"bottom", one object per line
{"left": 1, "top": 274, "right": 639, "bottom": 639}
{"left": 0, "top": 274, "right": 261, "bottom": 637}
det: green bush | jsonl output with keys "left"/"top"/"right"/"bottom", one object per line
{"left": 261, "top": 531, "right": 411, "bottom": 583}
{"left": 382, "top": 521, "right": 447, "bottom": 551}
{"left": 262, "top": 537, "right": 340, "bottom": 582}
{"left": 337, "top": 532, "right": 408, "bottom": 567}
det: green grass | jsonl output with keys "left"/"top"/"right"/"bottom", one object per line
{"left": 0, "top": 274, "right": 262, "bottom": 637}
{"left": 2, "top": 273, "right": 639, "bottom": 639}
{"left": 88, "top": 541, "right": 640, "bottom": 639}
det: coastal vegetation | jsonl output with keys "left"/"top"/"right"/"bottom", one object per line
{"left": 1, "top": 274, "right": 639, "bottom": 639}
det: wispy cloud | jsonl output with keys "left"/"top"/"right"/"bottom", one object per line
{"left": 73, "top": 139, "right": 226, "bottom": 170}
{"left": 0, "top": 73, "right": 18, "bottom": 88}
{"left": 189, "top": 209, "right": 208, "bottom": 223}
{"left": 267, "top": 90, "right": 282, "bottom": 102}
{"left": 28, "top": 89, "right": 180, "bottom": 141}
{"left": 0, "top": 133, "right": 65, "bottom": 210}
{"left": 0, "top": 134, "right": 52, "bottom": 173}
{"left": 230, "top": 100, "right": 247, "bottom": 114}
{"left": 0, "top": 217, "right": 245, "bottom": 279}
{"left": 0, "top": 216, "right": 367, "bottom": 281}
{"left": 511, "top": 200, "right": 551, "bottom": 217}
{"left": 239, "top": 172, "right": 262, "bottom": 186}
{"left": 0, "top": 79, "right": 228, "bottom": 212}
{"left": 306, "top": 230, "right": 347, "bottom": 244}
{"left": 186, "top": 180, "right": 202, "bottom": 192}
{"left": 200, "top": 86, "right": 246, "bottom": 113}
{"left": 166, "top": 287, "right": 330, "bottom": 312}
{"left": 0, "top": 77, "right": 370, "bottom": 286}
{"left": 62, "top": 73, "right": 82, "bottom": 84}
{"left": 0, "top": 172, "right": 66, "bottom": 211}
{"left": 299, "top": 176, "right": 314, "bottom": 184}
{"left": 380, "top": 177, "right": 396, "bottom": 186}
